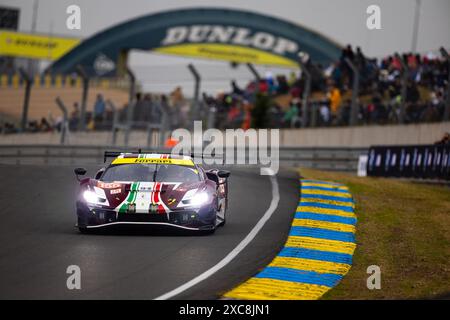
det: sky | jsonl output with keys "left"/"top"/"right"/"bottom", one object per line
{"left": 2, "top": 0, "right": 449, "bottom": 94}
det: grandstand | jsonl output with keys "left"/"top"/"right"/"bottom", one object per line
{"left": 0, "top": 86, "right": 128, "bottom": 122}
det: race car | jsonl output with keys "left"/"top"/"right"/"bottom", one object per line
{"left": 74, "top": 152, "right": 230, "bottom": 234}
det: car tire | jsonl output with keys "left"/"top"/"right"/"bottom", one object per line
{"left": 78, "top": 227, "right": 90, "bottom": 234}
{"left": 200, "top": 227, "right": 216, "bottom": 235}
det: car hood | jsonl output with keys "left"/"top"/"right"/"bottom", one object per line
{"left": 85, "top": 179, "right": 209, "bottom": 213}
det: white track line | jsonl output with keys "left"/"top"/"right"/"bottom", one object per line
{"left": 154, "top": 168, "right": 280, "bottom": 300}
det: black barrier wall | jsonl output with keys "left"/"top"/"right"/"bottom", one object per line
{"left": 367, "top": 145, "right": 450, "bottom": 180}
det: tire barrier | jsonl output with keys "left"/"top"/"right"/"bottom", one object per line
{"left": 367, "top": 144, "right": 450, "bottom": 180}
{"left": 224, "top": 179, "right": 357, "bottom": 300}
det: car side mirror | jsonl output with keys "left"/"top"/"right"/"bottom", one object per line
{"left": 217, "top": 170, "right": 230, "bottom": 178}
{"left": 74, "top": 167, "right": 87, "bottom": 181}
{"left": 205, "top": 171, "right": 219, "bottom": 184}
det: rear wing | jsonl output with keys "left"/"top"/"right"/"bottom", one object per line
{"left": 103, "top": 150, "right": 224, "bottom": 163}
{"left": 104, "top": 149, "right": 182, "bottom": 163}
{"left": 103, "top": 151, "right": 123, "bottom": 163}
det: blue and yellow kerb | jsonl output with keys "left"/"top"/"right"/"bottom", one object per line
{"left": 224, "top": 179, "right": 357, "bottom": 300}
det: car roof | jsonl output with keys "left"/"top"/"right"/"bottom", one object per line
{"left": 111, "top": 153, "right": 195, "bottom": 166}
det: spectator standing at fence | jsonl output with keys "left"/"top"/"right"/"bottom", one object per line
{"left": 277, "top": 75, "right": 289, "bottom": 94}
{"left": 54, "top": 115, "right": 63, "bottom": 132}
{"left": 241, "top": 100, "right": 252, "bottom": 130}
{"left": 265, "top": 72, "right": 274, "bottom": 93}
{"left": 391, "top": 55, "right": 402, "bottom": 71}
{"left": 170, "top": 86, "right": 184, "bottom": 106}
{"left": 283, "top": 99, "right": 299, "bottom": 128}
{"left": 373, "top": 93, "right": 387, "bottom": 123}
{"left": 319, "top": 101, "right": 331, "bottom": 125}
{"left": 406, "top": 82, "right": 421, "bottom": 122}
{"left": 69, "top": 102, "right": 80, "bottom": 130}
{"left": 422, "top": 101, "right": 439, "bottom": 122}
{"left": 160, "top": 95, "right": 171, "bottom": 128}
{"left": 258, "top": 79, "right": 269, "bottom": 94}
{"left": 135, "top": 93, "right": 153, "bottom": 127}
{"left": 267, "top": 103, "right": 281, "bottom": 128}
{"left": 289, "top": 82, "right": 302, "bottom": 99}
{"left": 231, "top": 80, "right": 244, "bottom": 96}
{"left": 329, "top": 85, "right": 342, "bottom": 120}
{"left": 340, "top": 44, "right": 354, "bottom": 78}
{"left": 355, "top": 47, "right": 366, "bottom": 70}
{"left": 133, "top": 92, "right": 145, "bottom": 122}
{"left": 93, "top": 94, "right": 106, "bottom": 123}
{"left": 149, "top": 96, "right": 163, "bottom": 124}
{"left": 287, "top": 71, "right": 297, "bottom": 87}
{"left": 433, "top": 90, "right": 445, "bottom": 118}
{"left": 227, "top": 102, "right": 241, "bottom": 129}
{"left": 407, "top": 53, "right": 418, "bottom": 72}
{"left": 342, "top": 44, "right": 355, "bottom": 62}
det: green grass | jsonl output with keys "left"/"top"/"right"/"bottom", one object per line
{"left": 299, "top": 168, "right": 450, "bottom": 299}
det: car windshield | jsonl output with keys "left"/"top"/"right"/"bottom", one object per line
{"left": 101, "top": 163, "right": 200, "bottom": 183}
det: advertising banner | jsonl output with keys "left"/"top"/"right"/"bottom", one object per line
{"left": 367, "top": 144, "right": 450, "bottom": 180}
{"left": 0, "top": 30, "right": 80, "bottom": 60}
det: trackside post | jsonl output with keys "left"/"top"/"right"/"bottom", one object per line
{"left": 19, "top": 68, "right": 32, "bottom": 132}
{"left": 55, "top": 97, "right": 69, "bottom": 144}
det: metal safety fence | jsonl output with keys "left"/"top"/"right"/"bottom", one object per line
{"left": 0, "top": 145, "right": 367, "bottom": 172}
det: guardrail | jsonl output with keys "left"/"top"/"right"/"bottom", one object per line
{"left": 278, "top": 146, "right": 367, "bottom": 171}
{"left": 0, "top": 145, "right": 367, "bottom": 171}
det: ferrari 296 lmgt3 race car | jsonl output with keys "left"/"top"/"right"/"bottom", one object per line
{"left": 74, "top": 151, "right": 230, "bottom": 234}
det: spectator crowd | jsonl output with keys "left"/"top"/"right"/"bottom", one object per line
{"left": 203, "top": 45, "right": 449, "bottom": 129}
{"left": 1, "top": 45, "right": 448, "bottom": 134}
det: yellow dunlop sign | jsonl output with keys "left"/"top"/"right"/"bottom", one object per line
{"left": 154, "top": 43, "right": 298, "bottom": 68}
{"left": 49, "top": 9, "right": 342, "bottom": 76}
{"left": 0, "top": 30, "right": 80, "bottom": 60}
{"left": 112, "top": 158, "right": 194, "bottom": 166}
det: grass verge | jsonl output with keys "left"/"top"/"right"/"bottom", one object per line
{"left": 299, "top": 168, "right": 450, "bottom": 299}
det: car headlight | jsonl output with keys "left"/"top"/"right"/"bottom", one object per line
{"left": 83, "top": 190, "right": 107, "bottom": 206}
{"left": 190, "top": 192, "right": 209, "bottom": 206}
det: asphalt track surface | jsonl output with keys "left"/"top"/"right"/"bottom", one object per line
{"left": 0, "top": 164, "right": 298, "bottom": 299}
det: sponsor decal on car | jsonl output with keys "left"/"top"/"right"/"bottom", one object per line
{"left": 110, "top": 188, "right": 121, "bottom": 194}
{"left": 97, "top": 182, "right": 122, "bottom": 189}
{"left": 111, "top": 158, "right": 194, "bottom": 166}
